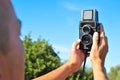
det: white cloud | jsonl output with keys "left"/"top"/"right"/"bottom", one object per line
{"left": 53, "top": 44, "right": 70, "bottom": 53}
{"left": 53, "top": 44, "right": 70, "bottom": 62}
{"left": 62, "top": 2, "right": 79, "bottom": 11}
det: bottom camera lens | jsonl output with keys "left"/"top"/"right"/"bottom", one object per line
{"left": 81, "top": 34, "right": 92, "bottom": 45}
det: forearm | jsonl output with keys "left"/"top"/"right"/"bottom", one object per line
{"left": 33, "top": 62, "right": 73, "bottom": 80}
{"left": 33, "top": 39, "right": 84, "bottom": 80}
{"left": 92, "top": 62, "right": 108, "bottom": 80}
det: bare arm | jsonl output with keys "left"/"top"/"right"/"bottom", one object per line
{"left": 33, "top": 39, "right": 85, "bottom": 80}
{"left": 90, "top": 24, "right": 108, "bottom": 80}
{"left": 33, "top": 62, "right": 73, "bottom": 80}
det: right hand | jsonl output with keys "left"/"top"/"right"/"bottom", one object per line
{"left": 90, "top": 24, "right": 108, "bottom": 66}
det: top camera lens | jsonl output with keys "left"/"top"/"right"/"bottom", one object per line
{"left": 82, "top": 25, "right": 91, "bottom": 33}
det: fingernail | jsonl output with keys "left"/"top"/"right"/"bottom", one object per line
{"left": 93, "top": 32, "right": 99, "bottom": 37}
{"left": 77, "top": 39, "right": 80, "bottom": 42}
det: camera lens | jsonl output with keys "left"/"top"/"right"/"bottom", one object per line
{"left": 81, "top": 34, "right": 92, "bottom": 45}
{"left": 82, "top": 25, "right": 91, "bottom": 33}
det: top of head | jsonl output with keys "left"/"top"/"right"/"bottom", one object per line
{"left": 81, "top": 9, "right": 99, "bottom": 23}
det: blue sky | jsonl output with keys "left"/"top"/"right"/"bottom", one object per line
{"left": 12, "top": 0, "right": 120, "bottom": 72}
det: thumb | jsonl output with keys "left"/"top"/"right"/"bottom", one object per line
{"left": 91, "top": 32, "right": 99, "bottom": 50}
{"left": 72, "top": 39, "right": 80, "bottom": 49}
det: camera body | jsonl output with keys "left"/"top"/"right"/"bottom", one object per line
{"left": 79, "top": 9, "right": 100, "bottom": 52}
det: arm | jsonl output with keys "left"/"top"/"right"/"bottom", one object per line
{"left": 90, "top": 24, "right": 108, "bottom": 80}
{"left": 33, "top": 62, "right": 73, "bottom": 80}
{"left": 33, "top": 39, "right": 85, "bottom": 80}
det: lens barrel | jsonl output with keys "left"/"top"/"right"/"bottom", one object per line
{"left": 82, "top": 24, "right": 91, "bottom": 34}
{"left": 81, "top": 34, "right": 92, "bottom": 45}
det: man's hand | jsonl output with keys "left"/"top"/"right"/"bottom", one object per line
{"left": 67, "top": 39, "right": 85, "bottom": 73}
{"left": 90, "top": 24, "right": 108, "bottom": 80}
{"left": 90, "top": 24, "right": 108, "bottom": 65}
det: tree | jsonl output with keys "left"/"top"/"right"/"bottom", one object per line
{"left": 23, "top": 34, "right": 62, "bottom": 80}
{"left": 67, "top": 67, "right": 93, "bottom": 80}
{"left": 23, "top": 33, "right": 94, "bottom": 80}
{"left": 108, "top": 64, "right": 120, "bottom": 80}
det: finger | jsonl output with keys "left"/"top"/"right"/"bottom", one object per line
{"left": 105, "top": 37, "right": 108, "bottom": 53}
{"left": 102, "top": 36, "right": 108, "bottom": 61}
{"left": 100, "top": 24, "right": 105, "bottom": 38}
{"left": 91, "top": 32, "right": 99, "bottom": 50}
{"left": 100, "top": 24, "right": 104, "bottom": 32}
{"left": 99, "top": 29, "right": 108, "bottom": 65}
{"left": 72, "top": 39, "right": 81, "bottom": 50}
{"left": 99, "top": 24, "right": 106, "bottom": 47}
{"left": 90, "top": 32, "right": 99, "bottom": 57}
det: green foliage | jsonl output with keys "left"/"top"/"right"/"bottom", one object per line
{"left": 108, "top": 64, "right": 120, "bottom": 80}
{"left": 23, "top": 33, "right": 94, "bottom": 80}
{"left": 23, "top": 33, "right": 62, "bottom": 80}
{"left": 67, "top": 67, "right": 93, "bottom": 80}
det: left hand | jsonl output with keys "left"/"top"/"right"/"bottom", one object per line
{"left": 67, "top": 39, "right": 85, "bottom": 73}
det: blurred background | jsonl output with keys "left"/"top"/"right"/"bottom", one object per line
{"left": 12, "top": 0, "right": 120, "bottom": 80}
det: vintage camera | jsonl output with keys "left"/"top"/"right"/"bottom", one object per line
{"left": 79, "top": 9, "right": 100, "bottom": 52}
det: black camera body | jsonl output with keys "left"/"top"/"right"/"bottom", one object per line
{"left": 79, "top": 9, "right": 100, "bottom": 52}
